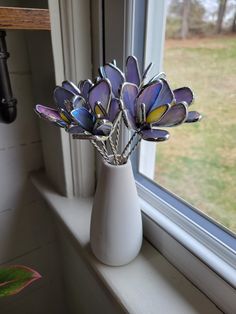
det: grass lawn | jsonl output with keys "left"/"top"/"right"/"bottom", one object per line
{"left": 155, "top": 36, "right": 236, "bottom": 233}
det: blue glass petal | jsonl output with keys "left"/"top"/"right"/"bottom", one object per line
{"left": 173, "top": 87, "right": 194, "bottom": 106}
{"left": 54, "top": 86, "right": 74, "bottom": 111}
{"left": 150, "top": 79, "right": 174, "bottom": 112}
{"left": 154, "top": 103, "right": 187, "bottom": 127}
{"left": 88, "top": 79, "right": 111, "bottom": 112}
{"left": 71, "top": 107, "right": 94, "bottom": 132}
{"left": 108, "top": 98, "right": 121, "bottom": 123}
{"left": 62, "top": 80, "right": 80, "bottom": 95}
{"left": 125, "top": 56, "right": 141, "bottom": 86}
{"left": 136, "top": 81, "right": 162, "bottom": 114}
{"left": 56, "top": 120, "right": 68, "bottom": 128}
{"left": 140, "top": 129, "right": 170, "bottom": 142}
{"left": 103, "top": 64, "right": 125, "bottom": 97}
{"left": 185, "top": 111, "right": 202, "bottom": 123}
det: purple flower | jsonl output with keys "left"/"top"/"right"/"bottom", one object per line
{"left": 119, "top": 56, "right": 201, "bottom": 141}
{"left": 35, "top": 79, "right": 121, "bottom": 141}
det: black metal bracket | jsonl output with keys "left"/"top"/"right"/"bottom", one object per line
{"left": 0, "top": 30, "right": 17, "bottom": 123}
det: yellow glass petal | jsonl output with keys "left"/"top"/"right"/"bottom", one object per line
{"left": 95, "top": 104, "right": 105, "bottom": 116}
{"left": 60, "top": 112, "right": 70, "bottom": 123}
{"left": 146, "top": 105, "right": 169, "bottom": 124}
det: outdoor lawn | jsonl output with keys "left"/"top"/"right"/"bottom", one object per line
{"left": 155, "top": 36, "right": 236, "bottom": 233}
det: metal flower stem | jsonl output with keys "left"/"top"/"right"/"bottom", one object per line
{"left": 114, "top": 118, "right": 120, "bottom": 151}
{"left": 121, "top": 131, "right": 138, "bottom": 158}
{"left": 108, "top": 137, "right": 119, "bottom": 165}
{"left": 90, "top": 140, "right": 109, "bottom": 162}
{"left": 101, "top": 141, "right": 109, "bottom": 159}
{"left": 124, "top": 135, "right": 142, "bottom": 161}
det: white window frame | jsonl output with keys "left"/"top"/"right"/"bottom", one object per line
{"left": 133, "top": 1, "right": 236, "bottom": 313}
{"left": 48, "top": 0, "right": 95, "bottom": 198}
{"left": 48, "top": 1, "right": 236, "bottom": 313}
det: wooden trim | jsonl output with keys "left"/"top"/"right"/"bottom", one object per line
{"left": 0, "top": 7, "right": 50, "bottom": 30}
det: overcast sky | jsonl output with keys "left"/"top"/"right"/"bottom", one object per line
{"left": 167, "top": 0, "right": 236, "bottom": 22}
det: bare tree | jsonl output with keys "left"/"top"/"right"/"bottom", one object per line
{"left": 181, "top": 0, "right": 191, "bottom": 39}
{"left": 216, "top": 0, "right": 228, "bottom": 33}
{"left": 232, "top": 7, "right": 236, "bottom": 32}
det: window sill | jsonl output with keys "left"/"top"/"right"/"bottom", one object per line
{"left": 31, "top": 171, "right": 222, "bottom": 314}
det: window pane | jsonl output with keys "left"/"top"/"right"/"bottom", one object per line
{"left": 142, "top": 1, "right": 236, "bottom": 233}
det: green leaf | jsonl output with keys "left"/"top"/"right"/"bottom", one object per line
{"left": 0, "top": 265, "right": 41, "bottom": 297}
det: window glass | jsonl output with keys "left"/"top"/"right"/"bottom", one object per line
{"left": 142, "top": 0, "right": 236, "bottom": 233}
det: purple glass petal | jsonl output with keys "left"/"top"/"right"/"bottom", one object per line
{"left": 136, "top": 81, "right": 162, "bottom": 114}
{"left": 93, "top": 119, "right": 113, "bottom": 136}
{"left": 62, "top": 80, "right": 80, "bottom": 95}
{"left": 35, "top": 104, "right": 62, "bottom": 123}
{"left": 66, "top": 125, "right": 85, "bottom": 134}
{"left": 154, "top": 103, "right": 187, "bottom": 127}
{"left": 78, "top": 80, "right": 85, "bottom": 91}
{"left": 108, "top": 98, "right": 121, "bottom": 123}
{"left": 120, "top": 83, "right": 138, "bottom": 119}
{"left": 140, "top": 129, "right": 170, "bottom": 142}
{"left": 72, "top": 95, "right": 86, "bottom": 109}
{"left": 173, "top": 87, "right": 194, "bottom": 106}
{"left": 150, "top": 79, "right": 174, "bottom": 112}
{"left": 185, "top": 111, "right": 202, "bottom": 123}
{"left": 88, "top": 79, "right": 111, "bottom": 112}
{"left": 142, "top": 62, "right": 153, "bottom": 80}
{"left": 81, "top": 79, "right": 93, "bottom": 100}
{"left": 148, "top": 72, "right": 166, "bottom": 84}
{"left": 54, "top": 86, "right": 75, "bottom": 111}
{"left": 124, "top": 109, "right": 137, "bottom": 130}
{"left": 125, "top": 56, "right": 141, "bottom": 86}
{"left": 71, "top": 107, "right": 94, "bottom": 132}
{"left": 103, "top": 64, "right": 125, "bottom": 97}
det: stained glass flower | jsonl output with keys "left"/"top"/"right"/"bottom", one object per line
{"left": 118, "top": 56, "right": 202, "bottom": 141}
{"left": 34, "top": 55, "right": 202, "bottom": 165}
{"left": 35, "top": 79, "right": 120, "bottom": 141}
{"left": 123, "top": 56, "right": 202, "bottom": 125}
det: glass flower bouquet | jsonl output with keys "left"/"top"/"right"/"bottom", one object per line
{"left": 35, "top": 56, "right": 201, "bottom": 166}
{"left": 35, "top": 56, "right": 201, "bottom": 266}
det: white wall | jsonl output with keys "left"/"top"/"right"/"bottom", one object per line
{"left": 58, "top": 228, "right": 124, "bottom": 314}
{"left": 0, "top": 2, "right": 67, "bottom": 313}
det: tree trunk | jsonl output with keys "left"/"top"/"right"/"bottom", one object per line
{"left": 232, "top": 8, "right": 236, "bottom": 32}
{"left": 181, "top": 0, "right": 191, "bottom": 39}
{"left": 216, "top": 0, "right": 227, "bottom": 33}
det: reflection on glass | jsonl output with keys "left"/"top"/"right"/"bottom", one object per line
{"left": 155, "top": 1, "right": 236, "bottom": 233}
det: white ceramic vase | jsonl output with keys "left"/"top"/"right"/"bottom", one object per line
{"left": 90, "top": 158, "right": 143, "bottom": 266}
